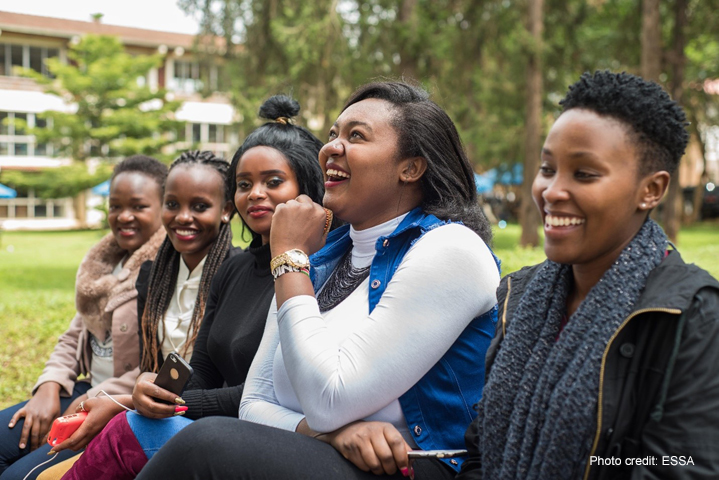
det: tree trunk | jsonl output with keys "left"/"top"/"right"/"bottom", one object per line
{"left": 661, "top": 0, "right": 687, "bottom": 243}
{"left": 641, "top": 0, "right": 662, "bottom": 82}
{"left": 398, "top": 0, "right": 419, "bottom": 81}
{"left": 519, "top": 0, "right": 543, "bottom": 248}
{"left": 641, "top": 0, "right": 662, "bottom": 224}
{"left": 73, "top": 190, "right": 88, "bottom": 229}
{"left": 689, "top": 119, "right": 708, "bottom": 223}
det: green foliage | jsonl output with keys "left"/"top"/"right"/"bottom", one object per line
{"left": 1, "top": 163, "right": 113, "bottom": 199}
{"left": 16, "top": 34, "right": 182, "bottom": 161}
{"left": 178, "top": 0, "right": 717, "bottom": 180}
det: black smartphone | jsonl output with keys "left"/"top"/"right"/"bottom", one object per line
{"left": 407, "top": 449, "right": 468, "bottom": 459}
{"left": 154, "top": 352, "right": 193, "bottom": 398}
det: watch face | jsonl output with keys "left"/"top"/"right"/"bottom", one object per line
{"left": 288, "top": 250, "right": 309, "bottom": 265}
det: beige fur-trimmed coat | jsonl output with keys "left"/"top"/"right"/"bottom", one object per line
{"left": 33, "top": 228, "right": 165, "bottom": 398}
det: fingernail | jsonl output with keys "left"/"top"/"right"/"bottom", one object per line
{"left": 400, "top": 467, "right": 410, "bottom": 477}
{"left": 173, "top": 411, "right": 186, "bottom": 416}
{"left": 7, "top": 422, "right": 12, "bottom": 427}
{"left": 48, "top": 450, "right": 56, "bottom": 455}
{"left": 174, "top": 397, "right": 185, "bottom": 405}
{"left": 174, "top": 406, "right": 188, "bottom": 413}
{"left": 19, "top": 443, "right": 25, "bottom": 449}
{"left": 409, "top": 466, "right": 415, "bottom": 480}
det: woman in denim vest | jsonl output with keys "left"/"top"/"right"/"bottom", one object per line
{"left": 137, "top": 81, "right": 500, "bottom": 480}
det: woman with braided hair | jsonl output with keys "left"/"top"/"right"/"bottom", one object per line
{"left": 136, "top": 149, "right": 236, "bottom": 375}
{"left": 55, "top": 95, "right": 328, "bottom": 480}
{"left": 35, "top": 150, "right": 235, "bottom": 470}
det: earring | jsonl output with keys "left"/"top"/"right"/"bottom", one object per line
{"left": 640, "top": 203, "right": 647, "bottom": 209}
{"left": 222, "top": 215, "right": 229, "bottom": 222}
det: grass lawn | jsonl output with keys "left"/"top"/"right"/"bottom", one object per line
{"left": 1, "top": 221, "right": 717, "bottom": 409}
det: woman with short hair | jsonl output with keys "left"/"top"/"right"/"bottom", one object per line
{"left": 458, "top": 71, "right": 719, "bottom": 480}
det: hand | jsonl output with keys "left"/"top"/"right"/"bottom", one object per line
{"left": 270, "top": 195, "right": 328, "bottom": 257}
{"left": 321, "top": 421, "right": 413, "bottom": 476}
{"left": 8, "top": 382, "right": 62, "bottom": 451}
{"left": 132, "top": 372, "right": 182, "bottom": 419}
{"left": 51, "top": 395, "right": 131, "bottom": 453}
{"left": 62, "top": 394, "right": 88, "bottom": 417}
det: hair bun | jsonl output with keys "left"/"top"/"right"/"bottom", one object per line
{"left": 259, "top": 95, "right": 301, "bottom": 123}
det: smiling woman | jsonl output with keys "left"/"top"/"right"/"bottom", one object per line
{"left": 0, "top": 155, "right": 167, "bottom": 480}
{"left": 459, "top": 71, "right": 719, "bottom": 480}
{"left": 139, "top": 151, "right": 235, "bottom": 373}
{"left": 135, "top": 81, "right": 500, "bottom": 480}
{"left": 55, "top": 95, "right": 328, "bottom": 480}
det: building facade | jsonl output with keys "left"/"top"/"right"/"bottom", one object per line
{"left": 0, "top": 11, "right": 238, "bottom": 230}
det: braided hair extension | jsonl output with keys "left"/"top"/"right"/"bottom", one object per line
{"left": 140, "top": 151, "right": 234, "bottom": 373}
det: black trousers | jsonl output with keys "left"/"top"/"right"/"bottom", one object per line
{"left": 136, "top": 417, "right": 456, "bottom": 480}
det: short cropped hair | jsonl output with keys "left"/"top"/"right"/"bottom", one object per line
{"left": 560, "top": 71, "right": 689, "bottom": 175}
{"left": 111, "top": 155, "right": 167, "bottom": 196}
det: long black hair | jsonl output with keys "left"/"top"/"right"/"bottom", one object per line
{"left": 343, "top": 81, "right": 492, "bottom": 244}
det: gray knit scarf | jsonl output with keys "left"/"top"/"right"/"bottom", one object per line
{"left": 477, "top": 219, "right": 667, "bottom": 480}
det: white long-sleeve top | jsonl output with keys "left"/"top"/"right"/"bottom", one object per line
{"left": 239, "top": 221, "right": 499, "bottom": 441}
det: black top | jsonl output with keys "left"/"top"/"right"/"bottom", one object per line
{"left": 136, "top": 241, "right": 274, "bottom": 419}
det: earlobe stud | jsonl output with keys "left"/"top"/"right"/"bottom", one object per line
{"left": 640, "top": 203, "right": 647, "bottom": 209}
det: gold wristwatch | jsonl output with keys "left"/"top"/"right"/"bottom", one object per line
{"left": 271, "top": 249, "right": 310, "bottom": 279}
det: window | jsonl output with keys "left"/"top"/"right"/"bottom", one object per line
{"left": 0, "top": 197, "right": 69, "bottom": 220}
{"left": 10, "top": 45, "right": 23, "bottom": 71}
{"left": 192, "top": 123, "right": 202, "bottom": 143}
{"left": 175, "top": 122, "right": 231, "bottom": 157}
{"left": 1, "top": 43, "right": 59, "bottom": 78}
{"left": 34, "top": 204, "right": 47, "bottom": 217}
{"left": 171, "top": 60, "right": 202, "bottom": 93}
{"left": 0, "top": 111, "right": 53, "bottom": 156}
{"left": 30, "top": 46, "right": 43, "bottom": 73}
{"left": 14, "top": 143, "right": 28, "bottom": 156}
{"left": 14, "top": 113, "right": 27, "bottom": 135}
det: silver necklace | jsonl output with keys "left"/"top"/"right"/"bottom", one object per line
{"left": 317, "top": 250, "right": 370, "bottom": 312}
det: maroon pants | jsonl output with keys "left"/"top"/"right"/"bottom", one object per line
{"left": 61, "top": 413, "right": 147, "bottom": 480}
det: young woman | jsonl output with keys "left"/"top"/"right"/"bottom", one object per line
{"left": 30, "top": 150, "right": 236, "bottom": 466}
{"left": 135, "top": 81, "right": 500, "bottom": 480}
{"left": 0, "top": 156, "right": 167, "bottom": 480}
{"left": 458, "top": 71, "right": 719, "bottom": 480}
{"left": 56, "top": 95, "right": 327, "bottom": 480}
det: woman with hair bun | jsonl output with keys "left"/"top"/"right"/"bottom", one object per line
{"left": 58, "top": 95, "right": 327, "bottom": 480}
{"left": 136, "top": 81, "right": 500, "bottom": 480}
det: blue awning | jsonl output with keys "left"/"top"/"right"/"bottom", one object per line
{"left": 0, "top": 183, "right": 17, "bottom": 199}
{"left": 92, "top": 180, "right": 111, "bottom": 196}
{"left": 474, "top": 173, "right": 494, "bottom": 194}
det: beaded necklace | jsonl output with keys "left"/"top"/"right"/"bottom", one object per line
{"left": 317, "top": 249, "right": 370, "bottom": 312}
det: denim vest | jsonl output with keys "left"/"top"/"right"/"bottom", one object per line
{"left": 310, "top": 208, "right": 498, "bottom": 472}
